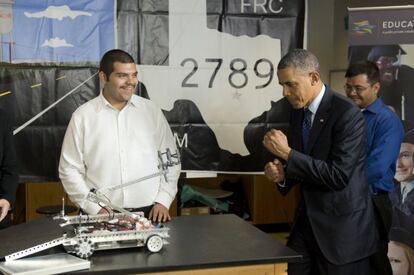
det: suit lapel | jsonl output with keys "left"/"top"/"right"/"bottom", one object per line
{"left": 290, "top": 109, "right": 304, "bottom": 151}
{"left": 306, "top": 88, "right": 333, "bottom": 154}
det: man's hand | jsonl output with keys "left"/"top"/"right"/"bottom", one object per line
{"left": 263, "top": 129, "right": 291, "bottom": 160}
{"left": 149, "top": 203, "right": 171, "bottom": 223}
{"left": 0, "top": 199, "right": 10, "bottom": 222}
{"left": 98, "top": 207, "right": 113, "bottom": 215}
{"left": 264, "top": 159, "right": 285, "bottom": 183}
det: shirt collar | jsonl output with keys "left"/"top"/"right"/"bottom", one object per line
{"left": 363, "top": 97, "right": 382, "bottom": 114}
{"left": 403, "top": 179, "right": 414, "bottom": 193}
{"left": 307, "top": 85, "right": 325, "bottom": 114}
{"left": 129, "top": 94, "right": 140, "bottom": 107}
{"left": 97, "top": 90, "right": 137, "bottom": 112}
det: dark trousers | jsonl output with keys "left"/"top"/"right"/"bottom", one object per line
{"left": 287, "top": 211, "right": 371, "bottom": 275}
{"left": 124, "top": 205, "right": 153, "bottom": 218}
{"left": 369, "top": 193, "right": 393, "bottom": 275}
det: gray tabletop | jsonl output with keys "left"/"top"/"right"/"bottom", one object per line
{"left": 77, "top": 214, "right": 301, "bottom": 274}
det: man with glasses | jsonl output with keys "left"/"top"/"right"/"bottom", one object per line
{"left": 345, "top": 60, "right": 404, "bottom": 275}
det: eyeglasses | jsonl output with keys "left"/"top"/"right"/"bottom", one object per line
{"left": 344, "top": 84, "right": 371, "bottom": 95}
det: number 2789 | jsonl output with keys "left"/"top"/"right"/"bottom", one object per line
{"left": 180, "top": 58, "right": 274, "bottom": 89}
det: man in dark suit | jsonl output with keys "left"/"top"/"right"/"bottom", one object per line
{"left": 263, "top": 49, "right": 378, "bottom": 274}
{"left": 390, "top": 130, "right": 414, "bottom": 219}
{"left": 0, "top": 109, "right": 18, "bottom": 229}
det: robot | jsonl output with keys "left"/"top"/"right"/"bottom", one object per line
{"left": 3, "top": 149, "right": 180, "bottom": 261}
{"left": 60, "top": 211, "right": 170, "bottom": 258}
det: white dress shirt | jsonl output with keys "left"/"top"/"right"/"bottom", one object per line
{"left": 59, "top": 93, "right": 181, "bottom": 214}
{"left": 402, "top": 180, "right": 414, "bottom": 203}
{"left": 277, "top": 85, "right": 326, "bottom": 188}
{"left": 307, "top": 85, "right": 326, "bottom": 125}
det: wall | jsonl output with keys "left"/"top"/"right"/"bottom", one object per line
{"left": 306, "top": 0, "right": 335, "bottom": 81}
{"left": 307, "top": 0, "right": 414, "bottom": 88}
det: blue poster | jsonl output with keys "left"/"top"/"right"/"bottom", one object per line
{"left": 0, "top": 0, "right": 115, "bottom": 63}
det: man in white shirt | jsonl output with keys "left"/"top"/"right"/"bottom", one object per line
{"left": 59, "top": 49, "right": 181, "bottom": 222}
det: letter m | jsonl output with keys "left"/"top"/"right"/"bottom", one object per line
{"left": 174, "top": 132, "right": 188, "bottom": 148}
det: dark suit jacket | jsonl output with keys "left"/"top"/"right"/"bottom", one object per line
{"left": 389, "top": 183, "right": 414, "bottom": 219}
{"left": 281, "top": 87, "right": 378, "bottom": 265}
{"left": 0, "top": 109, "right": 18, "bottom": 206}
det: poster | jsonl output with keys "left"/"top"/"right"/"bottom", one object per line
{"left": 0, "top": 0, "right": 304, "bottom": 180}
{"left": 348, "top": 7, "right": 414, "bottom": 275}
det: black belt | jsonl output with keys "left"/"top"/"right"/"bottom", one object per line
{"left": 124, "top": 205, "right": 153, "bottom": 217}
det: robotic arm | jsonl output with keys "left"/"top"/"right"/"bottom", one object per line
{"left": 86, "top": 149, "right": 180, "bottom": 219}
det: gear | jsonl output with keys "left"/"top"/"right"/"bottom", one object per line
{"left": 74, "top": 237, "right": 95, "bottom": 258}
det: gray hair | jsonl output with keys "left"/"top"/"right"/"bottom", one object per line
{"left": 278, "top": 49, "right": 320, "bottom": 74}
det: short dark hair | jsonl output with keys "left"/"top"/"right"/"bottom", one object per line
{"left": 345, "top": 60, "right": 380, "bottom": 85}
{"left": 403, "top": 130, "right": 414, "bottom": 145}
{"left": 99, "top": 49, "right": 135, "bottom": 78}
{"left": 277, "top": 49, "right": 320, "bottom": 74}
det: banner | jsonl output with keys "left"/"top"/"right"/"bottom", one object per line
{"left": 348, "top": 6, "right": 414, "bottom": 274}
{"left": 0, "top": 0, "right": 304, "bottom": 180}
{"left": 348, "top": 7, "right": 414, "bottom": 123}
{"left": 0, "top": 0, "right": 115, "bottom": 63}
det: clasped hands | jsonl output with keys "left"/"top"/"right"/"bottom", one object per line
{"left": 0, "top": 199, "right": 10, "bottom": 222}
{"left": 263, "top": 129, "right": 291, "bottom": 183}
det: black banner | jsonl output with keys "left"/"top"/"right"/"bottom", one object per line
{"left": 0, "top": 0, "right": 304, "bottom": 181}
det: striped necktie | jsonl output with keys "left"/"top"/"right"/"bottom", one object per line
{"left": 402, "top": 185, "right": 408, "bottom": 203}
{"left": 302, "top": 108, "right": 312, "bottom": 151}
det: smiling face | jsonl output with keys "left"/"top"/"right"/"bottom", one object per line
{"left": 100, "top": 62, "right": 138, "bottom": 110}
{"left": 345, "top": 74, "right": 379, "bottom": 109}
{"left": 277, "top": 67, "right": 320, "bottom": 109}
{"left": 395, "top": 142, "right": 414, "bottom": 183}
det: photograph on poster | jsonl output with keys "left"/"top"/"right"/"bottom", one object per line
{"left": 348, "top": 43, "right": 414, "bottom": 275}
{"left": 348, "top": 6, "right": 414, "bottom": 269}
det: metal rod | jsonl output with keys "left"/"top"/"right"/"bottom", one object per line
{"left": 104, "top": 170, "right": 168, "bottom": 192}
{"left": 13, "top": 72, "right": 98, "bottom": 135}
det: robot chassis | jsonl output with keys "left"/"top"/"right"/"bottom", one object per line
{"left": 61, "top": 212, "right": 170, "bottom": 259}
{"left": 5, "top": 149, "right": 180, "bottom": 261}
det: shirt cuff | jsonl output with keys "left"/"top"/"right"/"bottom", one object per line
{"left": 81, "top": 199, "right": 102, "bottom": 214}
{"left": 154, "top": 192, "right": 174, "bottom": 209}
{"left": 276, "top": 163, "right": 288, "bottom": 187}
{"left": 277, "top": 179, "right": 287, "bottom": 188}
